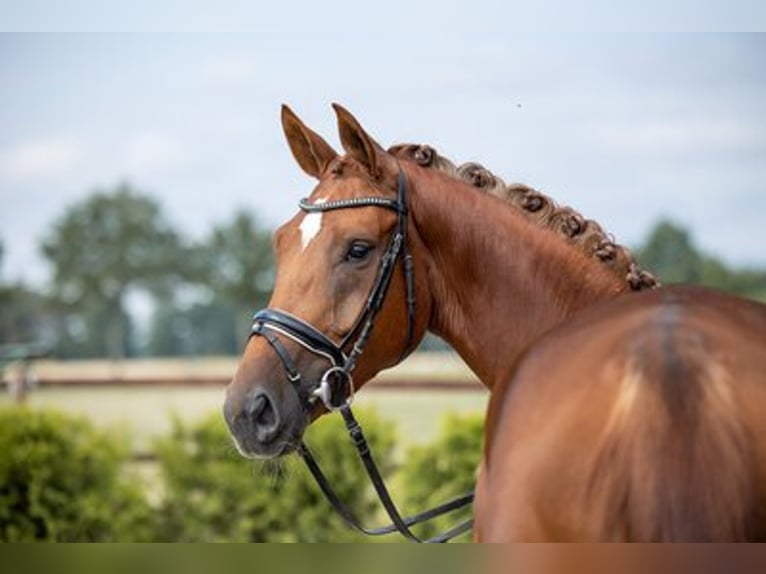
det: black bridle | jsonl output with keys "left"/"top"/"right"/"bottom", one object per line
{"left": 248, "top": 169, "right": 474, "bottom": 543}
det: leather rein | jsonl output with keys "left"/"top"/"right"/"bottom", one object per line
{"left": 248, "top": 170, "right": 474, "bottom": 542}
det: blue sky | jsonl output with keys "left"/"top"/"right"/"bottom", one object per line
{"left": 1, "top": 32, "right": 765, "bottom": 287}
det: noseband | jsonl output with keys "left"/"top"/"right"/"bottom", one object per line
{"left": 248, "top": 169, "right": 473, "bottom": 543}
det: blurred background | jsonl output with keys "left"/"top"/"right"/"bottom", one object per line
{"left": 1, "top": 29, "right": 765, "bottom": 541}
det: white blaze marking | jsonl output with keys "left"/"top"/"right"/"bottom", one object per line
{"left": 299, "top": 197, "right": 327, "bottom": 251}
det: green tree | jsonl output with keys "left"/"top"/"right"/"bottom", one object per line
{"left": 40, "top": 184, "right": 187, "bottom": 358}
{"left": 199, "top": 210, "right": 274, "bottom": 312}
{"left": 146, "top": 210, "right": 273, "bottom": 356}
{"left": 147, "top": 298, "right": 240, "bottom": 357}
{"left": 636, "top": 220, "right": 704, "bottom": 284}
{"left": 0, "top": 238, "right": 48, "bottom": 347}
{"left": 49, "top": 301, "right": 137, "bottom": 359}
{"left": 636, "top": 220, "right": 766, "bottom": 302}
{"left": 0, "top": 284, "right": 46, "bottom": 346}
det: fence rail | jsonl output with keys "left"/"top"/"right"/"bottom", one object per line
{"left": 7, "top": 376, "right": 481, "bottom": 391}
{"left": 1, "top": 352, "right": 483, "bottom": 395}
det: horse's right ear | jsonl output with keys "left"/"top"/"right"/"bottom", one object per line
{"left": 281, "top": 105, "right": 338, "bottom": 179}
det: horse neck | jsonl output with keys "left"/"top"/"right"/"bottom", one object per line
{"left": 407, "top": 164, "right": 629, "bottom": 390}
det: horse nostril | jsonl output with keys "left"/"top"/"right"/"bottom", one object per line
{"left": 246, "top": 394, "right": 267, "bottom": 418}
{"left": 247, "top": 392, "right": 281, "bottom": 444}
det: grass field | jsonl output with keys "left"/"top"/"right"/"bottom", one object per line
{"left": 1, "top": 387, "right": 488, "bottom": 455}
{"left": 0, "top": 353, "right": 488, "bottom": 453}
{"left": 19, "top": 351, "right": 478, "bottom": 384}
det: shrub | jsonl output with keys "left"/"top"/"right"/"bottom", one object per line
{"left": 0, "top": 404, "right": 482, "bottom": 542}
{"left": 153, "top": 408, "right": 398, "bottom": 542}
{"left": 0, "top": 406, "right": 153, "bottom": 541}
{"left": 399, "top": 412, "right": 484, "bottom": 541}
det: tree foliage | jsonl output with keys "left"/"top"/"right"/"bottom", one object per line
{"left": 636, "top": 220, "right": 766, "bottom": 301}
{"left": 147, "top": 298, "right": 240, "bottom": 357}
{"left": 40, "top": 184, "right": 187, "bottom": 358}
{"left": 50, "top": 301, "right": 137, "bottom": 359}
{"left": 145, "top": 210, "right": 274, "bottom": 356}
{"left": 0, "top": 239, "right": 47, "bottom": 346}
{"left": 201, "top": 210, "right": 274, "bottom": 311}
{"left": 0, "top": 283, "right": 46, "bottom": 346}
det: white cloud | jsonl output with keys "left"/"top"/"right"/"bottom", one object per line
{"left": 0, "top": 137, "right": 87, "bottom": 182}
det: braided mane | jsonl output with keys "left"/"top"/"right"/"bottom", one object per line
{"left": 389, "top": 144, "right": 659, "bottom": 291}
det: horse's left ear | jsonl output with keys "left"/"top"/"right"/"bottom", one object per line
{"left": 332, "top": 103, "right": 393, "bottom": 180}
{"left": 281, "top": 104, "right": 338, "bottom": 179}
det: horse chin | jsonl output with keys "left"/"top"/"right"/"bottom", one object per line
{"left": 231, "top": 434, "right": 296, "bottom": 460}
{"left": 230, "top": 416, "right": 308, "bottom": 460}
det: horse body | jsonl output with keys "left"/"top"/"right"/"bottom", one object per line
{"left": 225, "top": 104, "right": 766, "bottom": 542}
{"left": 478, "top": 285, "right": 766, "bottom": 541}
{"left": 397, "top": 161, "right": 766, "bottom": 541}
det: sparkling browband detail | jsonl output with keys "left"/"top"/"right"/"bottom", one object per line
{"left": 299, "top": 196, "right": 404, "bottom": 213}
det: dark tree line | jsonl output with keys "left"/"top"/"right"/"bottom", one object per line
{"left": 634, "top": 220, "right": 766, "bottom": 301}
{"left": 1, "top": 184, "right": 273, "bottom": 359}
{"left": 1, "top": 187, "right": 764, "bottom": 359}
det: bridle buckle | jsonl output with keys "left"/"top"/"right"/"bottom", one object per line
{"left": 312, "top": 366, "right": 355, "bottom": 411}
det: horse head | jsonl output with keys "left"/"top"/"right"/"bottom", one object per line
{"left": 223, "top": 105, "right": 430, "bottom": 458}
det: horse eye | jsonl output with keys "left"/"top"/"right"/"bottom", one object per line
{"left": 345, "top": 241, "right": 373, "bottom": 262}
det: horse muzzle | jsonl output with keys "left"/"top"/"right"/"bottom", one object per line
{"left": 223, "top": 381, "right": 307, "bottom": 459}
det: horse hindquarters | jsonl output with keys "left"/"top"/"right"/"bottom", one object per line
{"left": 582, "top": 337, "right": 762, "bottom": 541}
{"left": 477, "top": 287, "right": 766, "bottom": 542}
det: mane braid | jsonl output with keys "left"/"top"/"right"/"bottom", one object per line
{"left": 388, "top": 143, "right": 659, "bottom": 291}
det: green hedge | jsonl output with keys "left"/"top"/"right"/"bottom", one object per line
{"left": 153, "top": 408, "right": 397, "bottom": 542}
{"left": 0, "top": 407, "right": 153, "bottom": 541}
{"left": 400, "top": 413, "right": 484, "bottom": 541}
{"left": 0, "top": 405, "right": 483, "bottom": 542}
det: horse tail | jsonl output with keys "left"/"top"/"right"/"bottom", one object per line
{"left": 587, "top": 323, "right": 762, "bottom": 541}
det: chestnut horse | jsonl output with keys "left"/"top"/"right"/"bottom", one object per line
{"left": 223, "top": 104, "right": 766, "bottom": 541}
